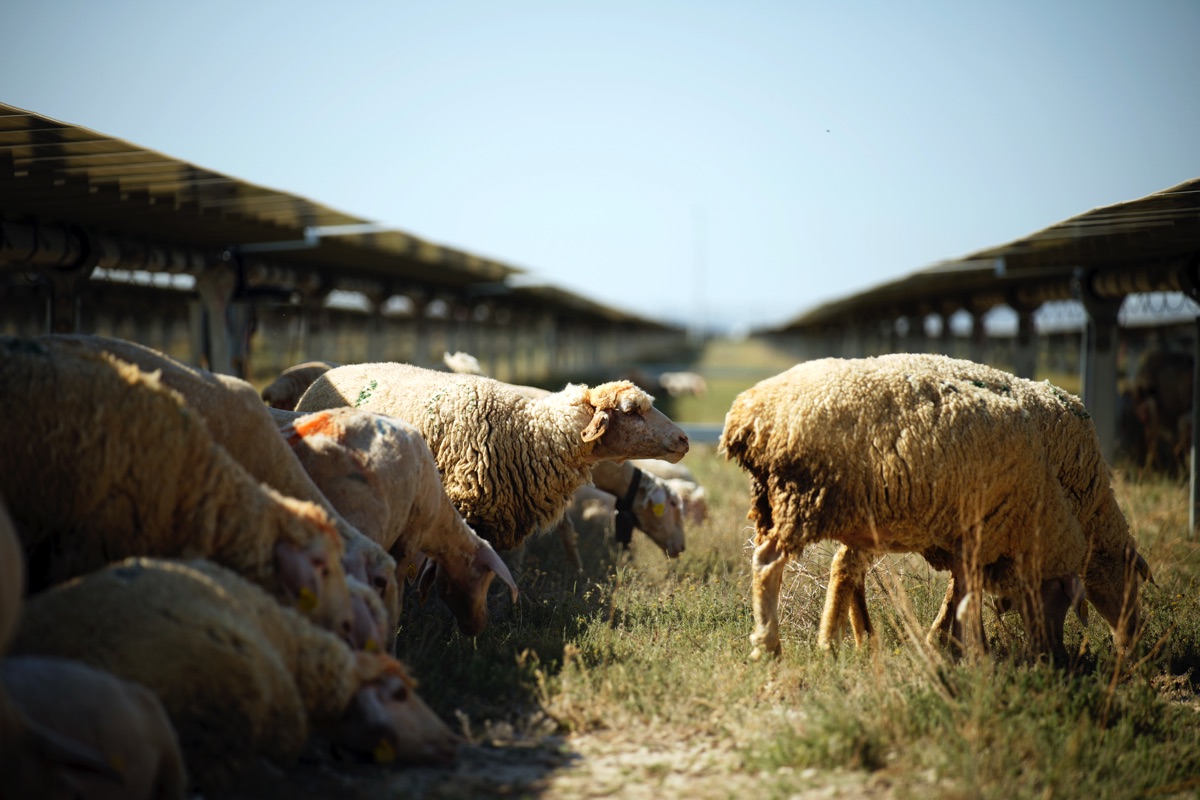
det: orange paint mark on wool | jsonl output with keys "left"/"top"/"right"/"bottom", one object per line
{"left": 293, "top": 411, "right": 346, "bottom": 442}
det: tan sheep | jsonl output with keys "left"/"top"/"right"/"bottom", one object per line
{"left": 10, "top": 557, "right": 459, "bottom": 793}
{"left": 272, "top": 407, "right": 519, "bottom": 637}
{"left": 296, "top": 363, "right": 690, "bottom": 551}
{"left": 0, "top": 337, "right": 354, "bottom": 641}
{"left": 631, "top": 458, "right": 709, "bottom": 524}
{"left": 1, "top": 494, "right": 188, "bottom": 800}
{"left": 261, "top": 360, "right": 338, "bottom": 410}
{"left": 1, "top": 656, "right": 188, "bottom": 800}
{"left": 720, "top": 354, "right": 1151, "bottom": 661}
{"left": 36, "top": 334, "right": 401, "bottom": 636}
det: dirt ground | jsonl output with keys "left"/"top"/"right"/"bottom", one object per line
{"left": 210, "top": 724, "right": 906, "bottom": 800}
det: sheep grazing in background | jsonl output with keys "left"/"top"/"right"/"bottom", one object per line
{"left": 658, "top": 370, "right": 708, "bottom": 398}
{"left": 591, "top": 459, "right": 686, "bottom": 557}
{"left": 11, "top": 557, "right": 459, "bottom": 793}
{"left": 37, "top": 334, "right": 401, "bottom": 636}
{"left": 442, "top": 350, "right": 485, "bottom": 376}
{"left": 296, "top": 362, "right": 689, "bottom": 552}
{"left": 631, "top": 458, "right": 709, "bottom": 525}
{"left": 0, "top": 337, "right": 355, "bottom": 642}
{"left": 272, "top": 407, "right": 519, "bottom": 637}
{"left": 720, "top": 354, "right": 1151, "bottom": 662}
{"left": 261, "top": 360, "right": 339, "bottom": 411}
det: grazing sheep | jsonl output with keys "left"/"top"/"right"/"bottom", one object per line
{"left": 658, "top": 370, "right": 708, "bottom": 398}
{"left": 273, "top": 407, "right": 519, "bottom": 636}
{"left": 442, "top": 351, "right": 484, "bottom": 376}
{"left": 0, "top": 337, "right": 354, "bottom": 641}
{"left": 1, "top": 495, "right": 188, "bottom": 800}
{"left": 11, "top": 557, "right": 459, "bottom": 793}
{"left": 261, "top": 360, "right": 338, "bottom": 411}
{"left": 631, "top": 458, "right": 709, "bottom": 525}
{"left": 296, "top": 363, "right": 689, "bottom": 551}
{"left": 720, "top": 353, "right": 1150, "bottom": 661}
{"left": 1, "top": 656, "right": 188, "bottom": 800}
{"left": 590, "top": 460, "right": 686, "bottom": 557}
{"left": 37, "top": 334, "right": 401, "bottom": 634}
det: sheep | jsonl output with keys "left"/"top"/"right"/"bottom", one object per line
{"left": 272, "top": 407, "right": 519, "bottom": 636}
{"left": 631, "top": 458, "right": 709, "bottom": 525}
{"left": 658, "top": 370, "right": 708, "bottom": 398}
{"left": 10, "top": 556, "right": 459, "bottom": 793}
{"left": 0, "top": 337, "right": 355, "bottom": 641}
{"left": 720, "top": 353, "right": 1151, "bottom": 661}
{"left": 295, "top": 362, "right": 689, "bottom": 552}
{"left": 261, "top": 360, "right": 339, "bottom": 410}
{"left": 590, "top": 459, "right": 686, "bottom": 557}
{"left": 1, "top": 494, "right": 188, "bottom": 800}
{"left": 442, "top": 350, "right": 485, "bottom": 375}
{"left": 36, "top": 334, "right": 401, "bottom": 636}
{"left": 1, "top": 656, "right": 188, "bottom": 800}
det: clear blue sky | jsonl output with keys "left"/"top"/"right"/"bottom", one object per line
{"left": 3, "top": 1, "right": 1198, "bottom": 333}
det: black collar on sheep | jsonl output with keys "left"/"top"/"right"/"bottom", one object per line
{"left": 613, "top": 466, "right": 644, "bottom": 547}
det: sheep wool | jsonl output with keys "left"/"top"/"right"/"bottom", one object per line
{"left": 11, "top": 557, "right": 457, "bottom": 792}
{"left": 36, "top": 334, "right": 399, "bottom": 632}
{"left": 721, "top": 353, "right": 1148, "bottom": 659}
{"left": 297, "top": 363, "right": 689, "bottom": 551}
{"left": 0, "top": 337, "right": 353, "bottom": 637}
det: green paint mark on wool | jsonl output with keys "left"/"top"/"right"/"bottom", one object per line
{"left": 355, "top": 380, "right": 378, "bottom": 407}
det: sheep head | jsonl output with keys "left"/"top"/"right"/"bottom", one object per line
{"left": 574, "top": 381, "right": 689, "bottom": 464}
{"left": 270, "top": 494, "right": 356, "bottom": 645}
{"left": 416, "top": 534, "right": 518, "bottom": 637}
{"left": 333, "top": 654, "right": 459, "bottom": 766}
{"left": 631, "top": 473, "right": 686, "bottom": 558}
{"left": 1084, "top": 545, "right": 1153, "bottom": 652}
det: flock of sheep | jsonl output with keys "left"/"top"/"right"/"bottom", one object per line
{"left": 0, "top": 334, "right": 1153, "bottom": 798}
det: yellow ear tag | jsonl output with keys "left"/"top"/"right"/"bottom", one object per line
{"left": 365, "top": 638, "right": 380, "bottom": 653}
{"left": 406, "top": 562, "right": 418, "bottom": 582}
{"left": 652, "top": 503, "right": 665, "bottom": 517}
{"left": 297, "top": 587, "right": 318, "bottom": 613}
{"left": 374, "top": 738, "right": 396, "bottom": 764}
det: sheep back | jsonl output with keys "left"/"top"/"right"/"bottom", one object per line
{"left": 721, "top": 354, "right": 1098, "bottom": 590}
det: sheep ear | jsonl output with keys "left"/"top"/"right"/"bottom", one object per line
{"left": 416, "top": 560, "right": 437, "bottom": 605}
{"left": 581, "top": 410, "right": 610, "bottom": 442}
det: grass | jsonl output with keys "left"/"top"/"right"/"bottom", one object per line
{"left": 387, "top": 339, "right": 1200, "bottom": 799}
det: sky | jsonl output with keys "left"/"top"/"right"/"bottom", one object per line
{"left": 3, "top": 1, "right": 1198, "bottom": 334}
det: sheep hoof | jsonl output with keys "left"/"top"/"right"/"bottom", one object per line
{"left": 749, "top": 643, "right": 782, "bottom": 661}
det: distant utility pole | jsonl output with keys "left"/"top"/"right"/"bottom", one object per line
{"left": 691, "top": 205, "right": 706, "bottom": 343}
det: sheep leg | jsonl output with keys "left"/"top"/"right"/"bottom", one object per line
{"left": 818, "top": 545, "right": 873, "bottom": 652}
{"left": 750, "top": 536, "right": 790, "bottom": 660}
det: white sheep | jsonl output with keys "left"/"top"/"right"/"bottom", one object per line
{"left": 0, "top": 337, "right": 355, "bottom": 642}
{"left": 10, "top": 556, "right": 459, "bottom": 793}
{"left": 590, "top": 459, "right": 686, "bottom": 557}
{"left": 271, "top": 407, "right": 519, "bottom": 637}
{"left": 442, "top": 351, "right": 485, "bottom": 376}
{"left": 38, "top": 334, "right": 401, "bottom": 637}
{"left": 261, "top": 360, "right": 339, "bottom": 411}
{"left": 720, "top": 353, "right": 1151, "bottom": 661}
{"left": 631, "top": 458, "right": 709, "bottom": 525}
{"left": 296, "top": 363, "right": 690, "bottom": 552}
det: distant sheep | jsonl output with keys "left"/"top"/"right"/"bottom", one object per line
{"left": 0, "top": 337, "right": 354, "bottom": 641}
{"left": 442, "top": 351, "right": 484, "bottom": 376}
{"left": 273, "top": 408, "right": 519, "bottom": 636}
{"left": 296, "top": 363, "right": 689, "bottom": 552}
{"left": 261, "top": 360, "right": 338, "bottom": 411}
{"left": 721, "top": 354, "right": 1151, "bottom": 661}
{"left": 658, "top": 371, "right": 708, "bottom": 398}
{"left": 11, "top": 557, "right": 459, "bottom": 793}
{"left": 38, "top": 334, "right": 401, "bottom": 636}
